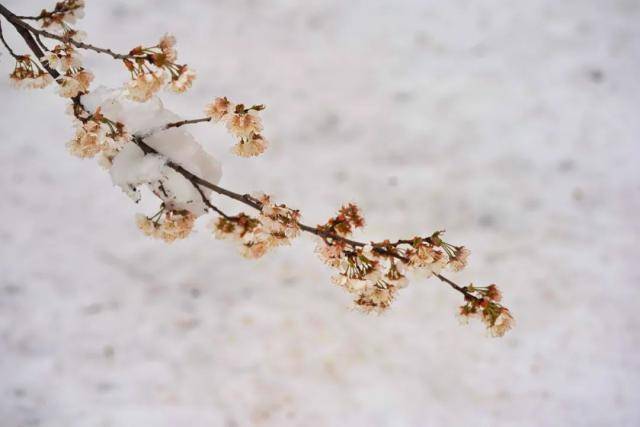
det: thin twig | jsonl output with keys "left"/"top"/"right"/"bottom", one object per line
{"left": 166, "top": 117, "right": 212, "bottom": 129}
{"left": 192, "top": 181, "right": 233, "bottom": 220}
{"left": 26, "top": 23, "right": 132, "bottom": 59}
{"left": 137, "top": 117, "right": 212, "bottom": 139}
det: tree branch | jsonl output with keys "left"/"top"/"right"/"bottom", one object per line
{"left": 0, "top": 2, "right": 480, "bottom": 305}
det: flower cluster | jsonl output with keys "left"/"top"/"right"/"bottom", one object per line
{"left": 66, "top": 119, "right": 103, "bottom": 158}
{"left": 405, "top": 238, "right": 448, "bottom": 276}
{"left": 257, "top": 193, "right": 301, "bottom": 244}
{"left": 439, "top": 239, "right": 471, "bottom": 272}
{"left": 205, "top": 97, "right": 269, "bottom": 157}
{"left": 212, "top": 213, "right": 267, "bottom": 259}
{"left": 123, "top": 34, "right": 195, "bottom": 101}
{"left": 66, "top": 108, "right": 128, "bottom": 165}
{"left": 458, "top": 284, "right": 514, "bottom": 337}
{"left": 37, "top": 0, "right": 85, "bottom": 34}
{"left": 313, "top": 206, "right": 508, "bottom": 332}
{"left": 20, "top": 5, "right": 94, "bottom": 99}
{"left": 56, "top": 68, "right": 93, "bottom": 98}
{"left": 9, "top": 55, "right": 53, "bottom": 89}
{"left": 318, "top": 203, "right": 365, "bottom": 237}
{"left": 136, "top": 209, "right": 196, "bottom": 243}
{"left": 329, "top": 245, "right": 409, "bottom": 314}
{"left": 315, "top": 204, "right": 405, "bottom": 313}
{"left": 405, "top": 234, "right": 471, "bottom": 276}
{"left": 212, "top": 193, "right": 300, "bottom": 258}
{"left": 7, "top": 6, "right": 90, "bottom": 95}
{"left": 42, "top": 43, "right": 81, "bottom": 72}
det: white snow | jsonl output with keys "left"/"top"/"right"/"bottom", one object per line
{"left": 0, "top": 0, "right": 638, "bottom": 426}
{"left": 109, "top": 148, "right": 165, "bottom": 202}
{"left": 84, "top": 87, "right": 223, "bottom": 214}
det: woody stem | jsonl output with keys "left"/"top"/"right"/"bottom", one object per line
{"left": 0, "top": 2, "right": 474, "bottom": 302}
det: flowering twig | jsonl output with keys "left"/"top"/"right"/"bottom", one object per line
{"left": 6, "top": 11, "right": 132, "bottom": 59}
{"left": 32, "top": 25, "right": 131, "bottom": 59}
{"left": 0, "top": 0, "right": 513, "bottom": 336}
{"left": 131, "top": 135, "right": 478, "bottom": 302}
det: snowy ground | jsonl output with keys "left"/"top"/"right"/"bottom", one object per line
{"left": 1, "top": 0, "right": 639, "bottom": 426}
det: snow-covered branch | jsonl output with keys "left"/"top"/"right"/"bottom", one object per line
{"left": 0, "top": 0, "right": 513, "bottom": 336}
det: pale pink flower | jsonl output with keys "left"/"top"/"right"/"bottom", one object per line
{"left": 66, "top": 120, "right": 105, "bottom": 158}
{"left": 231, "top": 133, "right": 268, "bottom": 157}
{"left": 204, "top": 97, "right": 234, "bottom": 122}
{"left": 25, "top": 74, "right": 54, "bottom": 89}
{"left": 158, "top": 211, "right": 195, "bottom": 242}
{"left": 135, "top": 211, "right": 195, "bottom": 243}
{"left": 363, "top": 268, "right": 383, "bottom": 284}
{"left": 331, "top": 275, "right": 369, "bottom": 293}
{"left": 449, "top": 246, "right": 470, "bottom": 272}
{"left": 158, "top": 33, "right": 177, "bottom": 62}
{"left": 254, "top": 194, "right": 300, "bottom": 245}
{"left": 486, "top": 284, "right": 502, "bottom": 302}
{"left": 486, "top": 309, "right": 514, "bottom": 337}
{"left": 169, "top": 66, "right": 196, "bottom": 93}
{"left": 135, "top": 214, "right": 158, "bottom": 237}
{"left": 57, "top": 70, "right": 93, "bottom": 98}
{"left": 354, "top": 286, "right": 396, "bottom": 314}
{"left": 240, "top": 240, "right": 269, "bottom": 259}
{"left": 126, "top": 71, "right": 165, "bottom": 102}
{"left": 42, "top": 51, "right": 61, "bottom": 69}
{"left": 60, "top": 52, "right": 82, "bottom": 72}
{"left": 315, "top": 241, "right": 345, "bottom": 267}
{"left": 226, "top": 110, "right": 263, "bottom": 139}
{"left": 408, "top": 243, "right": 447, "bottom": 276}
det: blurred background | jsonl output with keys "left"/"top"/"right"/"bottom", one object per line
{"left": 1, "top": 0, "right": 638, "bottom": 425}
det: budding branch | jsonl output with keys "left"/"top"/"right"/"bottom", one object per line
{"left": 0, "top": 1, "right": 485, "bottom": 308}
